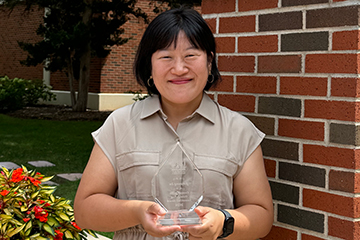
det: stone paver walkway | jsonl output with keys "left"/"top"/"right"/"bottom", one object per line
{"left": 0, "top": 161, "right": 111, "bottom": 240}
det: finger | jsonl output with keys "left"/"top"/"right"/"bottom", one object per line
{"left": 147, "top": 203, "right": 166, "bottom": 216}
{"left": 194, "top": 206, "right": 210, "bottom": 218}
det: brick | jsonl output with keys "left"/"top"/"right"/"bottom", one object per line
{"left": 331, "top": 77, "right": 360, "bottom": 98}
{"left": 305, "top": 54, "right": 359, "bottom": 74}
{"left": 279, "top": 162, "right": 326, "bottom": 187}
{"left": 333, "top": 30, "right": 360, "bottom": 50}
{"left": 330, "top": 123, "right": 360, "bottom": 146}
{"left": 280, "top": 77, "right": 327, "bottom": 96}
{"left": 303, "top": 189, "right": 359, "bottom": 218}
{"left": 217, "top": 94, "right": 255, "bottom": 112}
{"left": 328, "top": 217, "right": 360, "bottom": 240}
{"left": 270, "top": 181, "right": 299, "bottom": 204}
{"left": 205, "top": 18, "right": 216, "bottom": 34}
{"left": 281, "top": 32, "right": 329, "bottom": 52}
{"left": 260, "top": 226, "right": 297, "bottom": 240}
{"left": 258, "top": 55, "right": 302, "bottom": 73}
{"left": 261, "top": 139, "right": 299, "bottom": 161}
{"left": 258, "top": 97, "right": 302, "bottom": 117}
{"left": 329, "top": 170, "right": 360, "bottom": 194}
{"left": 301, "top": 234, "right": 326, "bottom": 240}
{"left": 218, "top": 56, "right": 255, "bottom": 73}
{"left": 238, "top": 0, "right": 277, "bottom": 11}
{"left": 305, "top": 100, "right": 360, "bottom": 122}
{"left": 219, "top": 16, "right": 255, "bottom": 33}
{"left": 303, "top": 145, "right": 360, "bottom": 169}
{"left": 282, "top": 0, "right": 328, "bottom": 6}
{"left": 201, "top": 0, "right": 236, "bottom": 14}
{"left": 211, "top": 75, "right": 233, "bottom": 92}
{"left": 244, "top": 115, "right": 275, "bottom": 135}
{"left": 238, "top": 35, "right": 278, "bottom": 53}
{"left": 264, "top": 158, "right": 276, "bottom": 178}
{"left": 278, "top": 119, "right": 324, "bottom": 141}
{"left": 236, "top": 76, "right": 276, "bottom": 94}
{"left": 0, "top": 6, "right": 44, "bottom": 81}
{"left": 216, "top": 37, "right": 235, "bottom": 53}
{"left": 259, "top": 12, "right": 302, "bottom": 32}
{"left": 307, "top": 6, "right": 360, "bottom": 28}
{"left": 278, "top": 204, "right": 324, "bottom": 233}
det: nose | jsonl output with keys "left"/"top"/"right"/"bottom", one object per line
{"left": 171, "top": 58, "right": 189, "bottom": 75}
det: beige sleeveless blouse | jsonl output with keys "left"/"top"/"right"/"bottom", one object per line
{"left": 92, "top": 94, "right": 265, "bottom": 240}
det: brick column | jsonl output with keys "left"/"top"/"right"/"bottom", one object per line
{"left": 202, "top": 0, "right": 360, "bottom": 239}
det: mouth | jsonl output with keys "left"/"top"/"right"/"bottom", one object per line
{"left": 169, "top": 78, "right": 192, "bottom": 84}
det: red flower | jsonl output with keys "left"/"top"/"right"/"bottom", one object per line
{"left": 29, "top": 177, "right": 41, "bottom": 187}
{"left": 71, "top": 222, "right": 81, "bottom": 230}
{"left": 23, "top": 218, "right": 30, "bottom": 222}
{"left": 0, "top": 190, "right": 9, "bottom": 196}
{"left": 54, "top": 230, "right": 63, "bottom": 240}
{"left": 34, "top": 206, "right": 48, "bottom": 222}
{"left": 10, "top": 168, "right": 24, "bottom": 183}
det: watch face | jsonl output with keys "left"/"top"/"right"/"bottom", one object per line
{"left": 226, "top": 217, "right": 234, "bottom": 234}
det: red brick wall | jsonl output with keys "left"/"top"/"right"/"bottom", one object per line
{"left": 0, "top": 5, "right": 44, "bottom": 80}
{"left": 99, "top": 0, "right": 157, "bottom": 93}
{"left": 203, "top": 0, "right": 360, "bottom": 239}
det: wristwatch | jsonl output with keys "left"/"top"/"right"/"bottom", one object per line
{"left": 217, "top": 209, "right": 235, "bottom": 239}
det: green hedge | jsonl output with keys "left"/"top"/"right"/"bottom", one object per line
{"left": 0, "top": 76, "right": 56, "bottom": 112}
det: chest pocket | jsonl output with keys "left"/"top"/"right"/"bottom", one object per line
{"left": 195, "top": 155, "right": 238, "bottom": 209}
{"left": 116, "top": 151, "right": 160, "bottom": 200}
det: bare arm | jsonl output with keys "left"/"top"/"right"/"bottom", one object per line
{"left": 181, "top": 146, "right": 273, "bottom": 240}
{"left": 74, "top": 142, "right": 181, "bottom": 236}
{"left": 226, "top": 145, "right": 274, "bottom": 239}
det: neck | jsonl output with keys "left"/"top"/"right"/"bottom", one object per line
{"left": 160, "top": 93, "right": 203, "bottom": 130}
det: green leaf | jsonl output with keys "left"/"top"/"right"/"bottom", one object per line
{"left": 47, "top": 216, "right": 60, "bottom": 228}
{"left": 31, "top": 191, "right": 40, "bottom": 199}
{"left": 0, "top": 214, "right": 13, "bottom": 220}
{"left": 59, "top": 212, "right": 70, "bottom": 221}
{"left": 40, "top": 176, "right": 54, "bottom": 182}
{"left": 43, "top": 223, "right": 55, "bottom": 236}
{"left": 24, "top": 221, "right": 32, "bottom": 236}
{"left": 64, "top": 230, "right": 74, "bottom": 239}
{"left": 7, "top": 223, "right": 26, "bottom": 237}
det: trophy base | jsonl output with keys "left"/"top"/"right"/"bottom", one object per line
{"left": 158, "top": 210, "right": 202, "bottom": 226}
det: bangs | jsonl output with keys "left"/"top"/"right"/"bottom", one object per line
{"left": 150, "top": 18, "right": 203, "bottom": 52}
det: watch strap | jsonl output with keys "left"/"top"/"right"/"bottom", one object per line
{"left": 217, "top": 209, "right": 234, "bottom": 239}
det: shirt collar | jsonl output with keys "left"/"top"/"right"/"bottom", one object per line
{"left": 140, "top": 93, "right": 216, "bottom": 124}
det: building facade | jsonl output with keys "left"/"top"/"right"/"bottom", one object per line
{"left": 203, "top": 0, "right": 360, "bottom": 239}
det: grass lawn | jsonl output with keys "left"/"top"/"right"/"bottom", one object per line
{"left": 0, "top": 114, "right": 114, "bottom": 238}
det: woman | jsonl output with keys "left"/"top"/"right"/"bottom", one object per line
{"left": 74, "top": 8, "right": 273, "bottom": 240}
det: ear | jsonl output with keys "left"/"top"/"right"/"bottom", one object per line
{"left": 208, "top": 51, "right": 214, "bottom": 64}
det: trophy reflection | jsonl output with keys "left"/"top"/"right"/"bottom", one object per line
{"left": 152, "top": 141, "right": 204, "bottom": 226}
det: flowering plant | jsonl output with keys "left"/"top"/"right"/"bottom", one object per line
{"left": 0, "top": 166, "right": 95, "bottom": 240}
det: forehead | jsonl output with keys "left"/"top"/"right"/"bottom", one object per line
{"left": 159, "top": 32, "right": 195, "bottom": 50}
{"left": 154, "top": 29, "right": 201, "bottom": 52}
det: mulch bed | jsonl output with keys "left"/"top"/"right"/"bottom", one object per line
{"left": 4, "top": 105, "right": 112, "bottom": 122}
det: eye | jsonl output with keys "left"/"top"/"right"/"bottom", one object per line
{"left": 160, "top": 55, "right": 171, "bottom": 59}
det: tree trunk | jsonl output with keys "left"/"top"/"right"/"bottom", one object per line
{"left": 74, "top": 46, "right": 91, "bottom": 112}
{"left": 67, "top": 54, "right": 77, "bottom": 109}
{"left": 73, "top": 1, "right": 93, "bottom": 112}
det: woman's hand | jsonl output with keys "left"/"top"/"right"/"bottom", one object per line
{"left": 138, "top": 202, "right": 182, "bottom": 238}
{"left": 180, "top": 206, "right": 224, "bottom": 240}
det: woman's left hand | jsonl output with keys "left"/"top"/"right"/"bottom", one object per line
{"left": 180, "top": 206, "right": 224, "bottom": 240}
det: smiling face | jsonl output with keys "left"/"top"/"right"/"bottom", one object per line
{"left": 151, "top": 31, "right": 211, "bottom": 109}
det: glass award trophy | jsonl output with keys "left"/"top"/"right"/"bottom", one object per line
{"left": 152, "top": 141, "right": 204, "bottom": 226}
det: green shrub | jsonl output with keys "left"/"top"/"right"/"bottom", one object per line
{"left": 0, "top": 76, "right": 56, "bottom": 112}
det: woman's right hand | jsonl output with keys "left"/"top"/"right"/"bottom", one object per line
{"left": 138, "top": 202, "right": 182, "bottom": 237}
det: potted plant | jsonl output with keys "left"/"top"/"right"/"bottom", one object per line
{"left": 0, "top": 166, "right": 95, "bottom": 239}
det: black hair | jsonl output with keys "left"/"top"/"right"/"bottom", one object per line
{"left": 134, "top": 8, "right": 221, "bottom": 95}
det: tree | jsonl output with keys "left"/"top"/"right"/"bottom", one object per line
{"left": 3, "top": 0, "right": 201, "bottom": 111}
